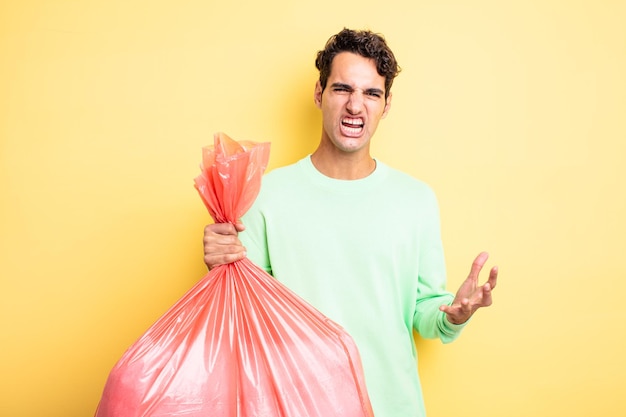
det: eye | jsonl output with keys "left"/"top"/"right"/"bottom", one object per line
{"left": 333, "top": 86, "right": 351, "bottom": 94}
{"left": 365, "top": 90, "right": 383, "bottom": 99}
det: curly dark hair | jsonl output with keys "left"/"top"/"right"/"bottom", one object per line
{"left": 315, "top": 28, "right": 401, "bottom": 99}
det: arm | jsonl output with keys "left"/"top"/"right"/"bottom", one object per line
{"left": 412, "top": 189, "right": 462, "bottom": 341}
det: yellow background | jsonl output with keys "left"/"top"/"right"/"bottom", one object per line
{"left": 1, "top": 1, "right": 625, "bottom": 416}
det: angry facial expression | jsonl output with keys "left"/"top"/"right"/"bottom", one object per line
{"left": 314, "top": 52, "right": 392, "bottom": 155}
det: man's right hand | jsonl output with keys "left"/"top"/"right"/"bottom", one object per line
{"left": 203, "top": 222, "right": 246, "bottom": 270}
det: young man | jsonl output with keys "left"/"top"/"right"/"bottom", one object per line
{"left": 203, "top": 28, "right": 498, "bottom": 417}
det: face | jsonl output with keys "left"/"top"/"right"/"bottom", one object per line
{"left": 314, "top": 52, "right": 392, "bottom": 155}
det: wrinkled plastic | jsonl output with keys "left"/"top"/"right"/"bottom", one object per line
{"left": 94, "top": 132, "right": 374, "bottom": 417}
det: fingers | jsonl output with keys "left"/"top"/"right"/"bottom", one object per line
{"left": 471, "top": 269, "right": 495, "bottom": 308}
{"left": 479, "top": 282, "right": 493, "bottom": 307}
{"left": 440, "top": 302, "right": 471, "bottom": 325}
{"left": 441, "top": 290, "right": 490, "bottom": 324}
{"left": 204, "top": 251, "right": 246, "bottom": 270}
{"left": 234, "top": 221, "right": 246, "bottom": 232}
{"left": 468, "top": 251, "right": 489, "bottom": 277}
{"left": 203, "top": 223, "right": 247, "bottom": 270}
{"left": 488, "top": 265, "right": 498, "bottom": 290}
{"left": 444, "top": 253, "right": 498, "bottom": 323}
{"left": 469, "top": 252, "right": 499, "bottom": 290}
{"left": 204, "top": 223, "right": 240, "bottom": 237}
{"left": 477, "top": 266, "right": 497, "bottom": 307}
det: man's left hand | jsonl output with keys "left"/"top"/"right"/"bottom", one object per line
{"left": 440, "top": 252, "right": 498, "bottom": 325}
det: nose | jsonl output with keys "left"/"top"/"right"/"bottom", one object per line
{"left": 346, "top": 90, "right": 365, "bottom": 114}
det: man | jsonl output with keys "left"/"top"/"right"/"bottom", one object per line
{"left": 203, "top": 28, "right": 498, "bottom": 417}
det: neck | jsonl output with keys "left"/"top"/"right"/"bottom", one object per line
{"left": 310, "top": 145, "right": 376, "bottom": 180}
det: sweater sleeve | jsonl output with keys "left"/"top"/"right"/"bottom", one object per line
{"left": 239, "top": 193, "right": 273, "bottom": 275}
{"left": 414, "top": 297, "right": 466, "bottom": 343}
{"left": 412, "top": 188, "right": 466, "bottom": 343}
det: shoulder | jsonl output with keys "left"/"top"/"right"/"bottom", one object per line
{"left": 251, "top": 157, "right": 309, "bottom": 207}
{"left": 263, "top": 160, "right": 302, "bottom": 182}
{"left": 377, "top": 161, "right": 438, "bottom": 202}
{"left": 259, "top": 156, "right": 313, "bottom": 190}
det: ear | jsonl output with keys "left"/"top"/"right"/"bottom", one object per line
{"left": 381, "top": 91, "right": 393, "bottom": 119}
{"left": 314, "top": 80, "right": 323, "bottom": 109}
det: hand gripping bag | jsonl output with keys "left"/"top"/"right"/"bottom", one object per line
{"left": 94, "top": 132, "right": 374, "bottom": 417}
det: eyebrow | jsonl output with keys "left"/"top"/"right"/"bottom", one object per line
{"left": 330, "top": 82, "right": 385, "bottom": 96}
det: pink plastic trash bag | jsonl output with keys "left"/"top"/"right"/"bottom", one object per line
{"left": 94, "top": 132, "right": 374, "bottom": 417}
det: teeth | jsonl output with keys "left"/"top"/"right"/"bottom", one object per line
{"left": 342, "top": 118, "right": 363, "bottom": 126}
{"left": 343, "top": 126, "right": 362, "bottom": 135}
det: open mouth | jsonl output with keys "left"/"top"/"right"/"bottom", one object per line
{"left": 341, "top": 117, "right": 364, "bottom": 136}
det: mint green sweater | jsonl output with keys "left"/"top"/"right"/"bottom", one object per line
{"left": 239, "top": 156, "right": 465, "bottom": 417}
